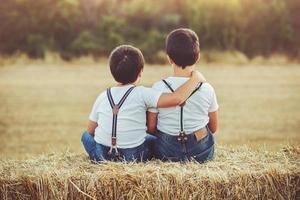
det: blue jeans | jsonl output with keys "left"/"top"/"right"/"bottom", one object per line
{"left": 81, "top": 131, "right": 156, "bottom": 162}
{"left": 154, "top": 127, "right": 214, "bottom": 163}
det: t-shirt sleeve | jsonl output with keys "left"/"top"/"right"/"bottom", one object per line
{"left": 88, "top": 95, "right": 102, "bottom": 122}
{"left": 148, "top": 107, "right": 158, "bottom": 113}
{"left": 208, "top": 87, "right": 219, "bottom": 112}
{"left": 141, "top": 86, "right": 162, "bottom": 109}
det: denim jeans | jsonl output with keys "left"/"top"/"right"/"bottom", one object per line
{"left": 154, "top": 127, "right": 214, "bottom": 163}
{"left": 81, "top": 131, "right": 156, "bottom": 162}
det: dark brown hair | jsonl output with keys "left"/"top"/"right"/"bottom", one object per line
{"left": 109, "top": 45, "right": 144, "bottom": 85}
{"left": 166, "top": 28, "right": 200, "bottom": 68}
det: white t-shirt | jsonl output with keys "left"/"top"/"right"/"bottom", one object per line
{"left": 148, "top": 77, "right": 218, "bottom": 136}
{"left": 89, "top": 85, "right": 162, "bottom": 148}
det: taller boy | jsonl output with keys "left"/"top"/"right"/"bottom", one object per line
{"left": 147, "top": 28, "right": 219, "bottom": 162}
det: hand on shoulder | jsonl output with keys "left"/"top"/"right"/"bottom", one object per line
{"left": 192, "top": 70, "right": 206, "bottom": 83}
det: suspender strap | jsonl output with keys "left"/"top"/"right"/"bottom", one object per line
{"left": 180, "top": 106, "right": 184, "bottom": 132}
{"left": 179, "top": 83, "right": 202, "bottom": 131}
{"left": 162, "top": 80, "right": 175, "bottom": 92}
{"left": 107, "top": 89, "right": 115, "bottom": 109}
{"left": 162, "top": 80, "right": 202, "bottom": 100}
{"left": 107, "top": 86, "right": 135, "bottom": 147}
{"left": 162, "top": 79, "right": 202, "bottom": 136}
{"left": 189, "top": 82, "right": 203, "bottom": 98}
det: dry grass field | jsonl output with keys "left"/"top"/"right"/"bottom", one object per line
{"left": 0, "top": 62, "right": 300, "bottom": 199}
{"left": 0, "top": 146, "right": 299, "bottom": 199}
{"left": 0, "top": 63, "right": 299, "bottom": 159}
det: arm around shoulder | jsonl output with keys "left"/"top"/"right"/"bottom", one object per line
{"left": 157, "top": 71, "right": 206, "bottom": 108}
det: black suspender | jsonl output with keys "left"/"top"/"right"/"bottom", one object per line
{"left": 163, "top": 79, "right": 202, "bottom": 101}
{"left": 106, "top": 86, "right": 135, "bottom": 154}
{"left": 162, "top": 80, "right": 175, "bottom": 92}
{"left": 162, "top": 79, "right": 203, "bottom": 142}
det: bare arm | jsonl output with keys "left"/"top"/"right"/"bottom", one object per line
{"left": 147, "top": 111, "right": 158, "bottom": 134}
{"left": 87, "top": 120, "right": 98, "bottom": 136}
{"left": 157, "top": 71, "right": 205, "bottom": 108}
{"left": 208, "top": 111, "right": 218, "bottom": 133}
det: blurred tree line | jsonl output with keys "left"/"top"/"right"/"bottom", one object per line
{"left": 0, "top": 0, "right": 299, "bottom": 62}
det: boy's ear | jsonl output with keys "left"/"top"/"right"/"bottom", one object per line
{"left": 134, "top": 69, "right": 143, "bottom": 84}
{"left": 167, "top": 55, "right": 174, "bottom": 65}
{"left": 139, "top": 68, "right": 143, "bottom": 77}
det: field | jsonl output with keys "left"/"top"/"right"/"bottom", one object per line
{"left": 0, "top": 63, "right": 299, "bottom": 158}
{"left": 0, "top": 63, "right": 300, "bottom": 199}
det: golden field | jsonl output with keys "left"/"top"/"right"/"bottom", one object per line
{"left": 0, "top": 63, "right": 299, "bottom": 158}
{"left": 0, "top": 63, "right": 300, "bottom": 199}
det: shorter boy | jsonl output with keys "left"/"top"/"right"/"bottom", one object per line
{"left": 147, "top": 29, "right": 218, "bottom": 162}
{"left": 81, "top": 45, "right": 204, "bottom": 162}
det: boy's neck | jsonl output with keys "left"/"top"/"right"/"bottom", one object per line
{"left": 173, "top": 64, "right": 195, "bottom": 77}
{"left": 117, "top": 80, "right": 138, "bottom": 87}
{"left": 117, "top": 83, "right": 136, "bottom": 87}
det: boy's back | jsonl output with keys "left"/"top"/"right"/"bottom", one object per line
{"left": 90, "top": 85, "right": 161, "bottom": 148}
{"left": 146, "top": 28, "right": 218, "bottom": 163}
{"left": 149, "top": 78, "right": 218, "bottom": 136}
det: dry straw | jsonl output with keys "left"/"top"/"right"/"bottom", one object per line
{"left": 0, "top": 145, "right": 299, "bottom": 200}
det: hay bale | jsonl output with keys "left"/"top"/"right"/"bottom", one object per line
{"left": 0, "top": 146, "right": 299, "bottom": 200}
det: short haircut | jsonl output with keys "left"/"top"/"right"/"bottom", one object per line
{"left": 166, "top": 28, "right": 200, "bottom": 68}
{"left": 109, "top": 45, "right": 144, "bottom": 85}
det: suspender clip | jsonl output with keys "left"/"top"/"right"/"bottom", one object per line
{"left": 108, "top": 146, "right": 123, "bottom": 161}
{"left": 108, "top": 145, "right": 119, "bottom": 155}
{"left": 178, "top": 131, "right": 188, "bottom": 142}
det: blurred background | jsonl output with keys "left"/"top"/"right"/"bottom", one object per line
{"left": 1, "top": 0, "right": 300, "bottom": 63}
{"left": 0, "top": 0, "right": 299, "bottom": 159}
